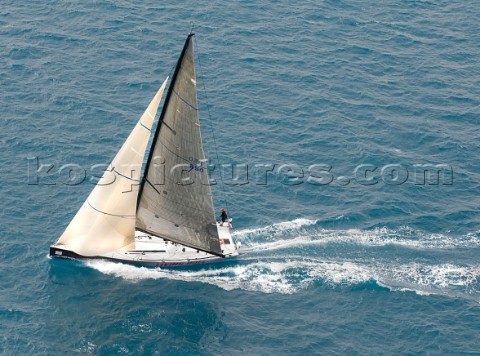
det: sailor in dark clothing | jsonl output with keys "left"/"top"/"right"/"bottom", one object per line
{"left": 220, "top": 208, "right": 228, "bottom": 226}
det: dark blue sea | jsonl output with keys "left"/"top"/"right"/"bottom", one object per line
{"left": 1, "top": 0, "right": 480, "bottom": 354}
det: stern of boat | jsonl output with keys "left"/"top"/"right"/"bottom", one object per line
{"left": 216, "top": 221, "right": 240, "bottom": 257}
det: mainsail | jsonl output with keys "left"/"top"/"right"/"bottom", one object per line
{"left": 54, "top": 79, "right": 168, "bottom": 256}
{"left": 136, "top": 34, "right": 223, "bottom": 256}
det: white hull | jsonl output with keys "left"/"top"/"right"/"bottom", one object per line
{"left": 50, "top": 223, "right": 240, "bottom": 268}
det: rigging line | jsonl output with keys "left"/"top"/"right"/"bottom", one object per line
{"left": 193, "top": 35, "right": 231, "bottom": 217}
{"left": 86, "top": 199, "right": 135, "bottom": 219}
{"left": 140, "top": 122, "right": 151, "bottom": 132}
{"left": 172, "top": 88, "right": 199, "bottom": 110}
{"left": 112, "top": 167, "right": 141, "bottom": 182}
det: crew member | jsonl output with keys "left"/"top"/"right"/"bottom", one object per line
{"left": 220, "top": 208, "right": 228, "bottom": 226}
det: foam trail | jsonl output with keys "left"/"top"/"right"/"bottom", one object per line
{"left": 86, "top": 260, "right": 305, "bottom": 294}
{"left": 232, "top": 218, "right": 318, "bottom": 240}
{"left": 233, "top": 220, "right": 480, "bottom": 250}
{"left": 86, "top": 259, "right": 480, "bottom": 300}
{"left": 85, "top": 219, "right": 480, "bottom": 300}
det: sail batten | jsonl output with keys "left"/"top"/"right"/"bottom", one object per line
{"left": 136, "top": 34, "right": 222, "bottom": 256}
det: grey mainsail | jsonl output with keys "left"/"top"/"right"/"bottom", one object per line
{"left": 136, "top": 34, "right": 223, "bottom": 256}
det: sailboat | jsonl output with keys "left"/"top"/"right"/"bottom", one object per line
{"left": 49, "top": 33, "right": 240, "bottom": 267}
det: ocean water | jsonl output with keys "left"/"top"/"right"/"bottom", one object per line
{"left": 1, "top": 0, "right": 480, "bottom": 354}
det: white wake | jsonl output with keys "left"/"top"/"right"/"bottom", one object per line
{"left": 86, "top": 258, "right": 480, "bottom": 300}
{"left": 85, "top": 218, "right": 480, "bottom": 300}
{"left": 232, "top": 220, "right": 480, "bottom": 250}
